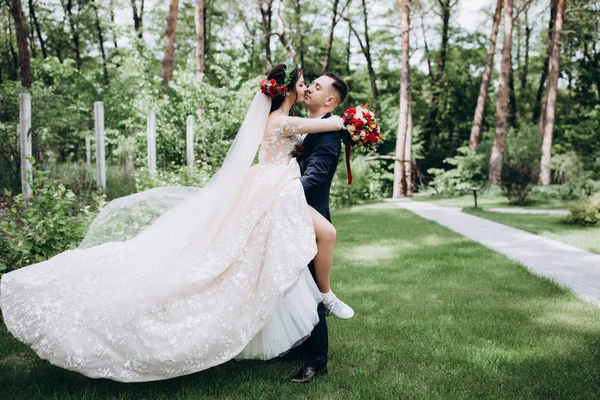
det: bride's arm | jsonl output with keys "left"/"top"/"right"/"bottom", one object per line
{"left": 270, "top": 115, "right": 344, "bottom": 137}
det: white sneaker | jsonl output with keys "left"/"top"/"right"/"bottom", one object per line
{"left": 323, "top": 296, "right": 355, "bottom": 319}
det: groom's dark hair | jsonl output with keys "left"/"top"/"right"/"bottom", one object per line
{"left": 324, "top": 72, "right": 348, "bottom": 104}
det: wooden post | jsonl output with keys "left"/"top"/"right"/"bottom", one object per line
{"left": 470, "top": 187, "right": 480, "bottom": 209}
{"left": 19, "top": 93, "right": 32, "bottom": 201}
{"left": 94, "top": 102, "right": 106, "bottom": 191}
{"left": 147, "top": 109, "right": 156, "bottom": 176}
{"left": 186, "top": 115, "right": 194, "bottom": 173}
{"left": 85, "top": 130, "right": 91, "bottom": 166}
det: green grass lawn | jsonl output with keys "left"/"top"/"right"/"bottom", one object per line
{"left": 463, "top": 207, "right": 600, "bottom": 255}
{"left": 417, "top": 193, "right": 576, "bottom": 210}
{"left": 2, "top": 203, "right": 600, "bottom": 399}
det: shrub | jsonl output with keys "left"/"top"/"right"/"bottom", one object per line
{"left": 330, "top": 158, "right": 389, "bottom": 209}
{"left": 501, "top": 125, "right": 541, "bottom": 205}
{"left": 0, "top": 166, "right": 105, "bottom": 275}
{"left": 427, "top": 144, "right": 489, "bottom": 195}
{"left": 568, "top": 194, "right": 600, "bottom": 225}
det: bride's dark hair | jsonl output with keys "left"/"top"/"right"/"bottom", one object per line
{"left": 267, "top": 63, "right": 303, "bottom": 113}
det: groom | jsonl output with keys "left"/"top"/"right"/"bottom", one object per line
{"left": 290, "top": 72, "right": 348, "bottom": 383}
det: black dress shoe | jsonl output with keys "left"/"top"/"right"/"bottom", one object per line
{"left": 289, "top": 365, "right": 328, "bottom": 383}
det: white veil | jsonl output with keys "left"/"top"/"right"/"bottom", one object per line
{"left": 79, "top": 90, "right": 271, "bottom": 249}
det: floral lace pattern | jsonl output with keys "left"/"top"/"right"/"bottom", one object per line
{"left": 0, "top": 117, "right": 319, "bottom": 382}
{"left": 259, "top": 117, "right": 303, "bottom": 165}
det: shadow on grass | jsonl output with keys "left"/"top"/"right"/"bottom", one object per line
{"left": 1, "top": 204, "right": 600, "bottom": 399}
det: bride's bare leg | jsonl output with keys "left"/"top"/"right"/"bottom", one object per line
{"left": 308, "top": 206, "right": 354, "bottom": 319}
{"left": 308, "top": 206, "right": 336, "bottom": 293}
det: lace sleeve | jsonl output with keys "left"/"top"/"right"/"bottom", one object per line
{"left": 270, "top": 115, "right": 343, "bottom": 137}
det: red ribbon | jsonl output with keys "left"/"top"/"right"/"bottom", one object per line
{"left": 345, "top": 144, "right": 352, "bottom": 186}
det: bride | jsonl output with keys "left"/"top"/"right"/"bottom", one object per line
{"left": 0, "top": 63, "right": 346, "bottom": 382}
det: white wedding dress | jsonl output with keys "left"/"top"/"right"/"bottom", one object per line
{"left": 0, "top": 92, "right": 322, "bottom": 382}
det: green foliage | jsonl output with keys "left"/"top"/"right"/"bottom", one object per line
{"left": 134, "top": 164, "right": 213, "bottom": 192}
{"left": 330, "top": 158, "right": 391, "bottom": 209}
{"left": 0, "top": 167, "right": 105, "bottom": 275}
{"left": 501, "top": 125, "right": 542, "bottom": 205}
{"left": 426, "top": 142, "right": 490, "bottom": 195}
{"left": 568, "top": 194, "right": 600, "bottom": 226}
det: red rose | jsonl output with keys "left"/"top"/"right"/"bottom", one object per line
{"left": 345, "top": 107, "right": 356, "bottom": 115}
{"left": 349, "top": 117, "right": 359, "bottom": 125}
{"left": 355, "top": 120, "right": 365, "bottom": 130}
{"left": 365, "top": 133, "right": 376, "bottom": 143}
{"left": 261, "top": 79, "right": 267, "bottom": 85}
{"left": 269, "top": 87, "right": 279, "bottom": 97}
{"left": 279, "top": 85, "right": 287, "bottom": 93}
{"left": 270, "top": 79, "right": 276, "bottom": 86}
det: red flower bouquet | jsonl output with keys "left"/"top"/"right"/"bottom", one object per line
{"left": 290, "top": 142, "right": 304, "bottom": 160}
{"left": 340, "top": 104, "right": 383, "bottom": 185}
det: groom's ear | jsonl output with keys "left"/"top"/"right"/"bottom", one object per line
{"left": 324, "top": 95, "right": 338, "bottom": 107}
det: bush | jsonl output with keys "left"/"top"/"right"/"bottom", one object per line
{"left": 0, "top": 167, "right": 105, "bottom": 275}
{"left": 134, "top": 163, "right": 214, "bottom": 192}
{"left": 330, "top": 157, "right": 390, "bottom": 209}
{"left": 427, "top": 144, "right": 489, "bottom": 195}
{"left": 568, "top": 194, "right": 600, "bottom": 225}
{"left": 501, "top": 125, "right": 542, "bottom": 205}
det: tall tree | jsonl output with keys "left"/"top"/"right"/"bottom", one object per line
{"left": 424, "top": 0, "right": 457, "bottom": 153}
{"left": 533, "top": 0, "right": 558, "bottom": 124}
{"left": 130, "top": 0, "right": 144, "bottom": 39}
{"left": 488, "top": 0, "right": 514, "bottom": 185}
{"left": 195, "top": 0, "right": 205, "bottom": 79}
{"left": 64, "top": 0, "right": 81, "bottom": 69}
{"left": 91, "top": 0, "right": 108, "bottom": 85}
{"left": 27, "top": 0, "right": 46, "bottom": 58}
{"left": 10, "top": 0, "right": 31, "bottom": 88}
{"left": 258, "top": 0, "right": 273, "bottom": 71}
{"left": 109, "top": 0, "right": 118, "bottom": 48}
{"left": 393, "top": 0, "right": 412, "bottom": 198}
{"left": 346, "top": 0, "right": 378, "bottom": 102}
{"left": 469, "top": 0, "right": 504, "bottom": 151}
{"left": 161, "top": 0, "right": 179, "bottom": 84}
{"left": 293, "top": 0, "right": 305, "bottom": 67}
{"left": 540, "top": 0, "right": 566, "bottom": 185}
{"left": 322, "top": 0, "right": 350, "bottom": 73}
{"left": 274, "top": 0, "right": 297, "bottom": 61}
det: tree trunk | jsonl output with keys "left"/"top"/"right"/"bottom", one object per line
{"left": 469, "top": 0, "right": 503, "bottom": 151}
{"left": 258, "top": 0, "right": 273, "bottom": 71}
{"left": 21, "top": 4, "right": 47, "bottom": 86}
{"left": 65, "top": 0, "right": 81, "bottom": 69}
{"left": 519, "top": 9, "right": 530, "bottom": 118}
{"left": 110, "top": 0, "right": 118, "bottom": 48}
{"left": 161, "top": 0, "right": 179, "bottom": 85}
{"left": 425, "top": 0, "right": 452, "bottom": 152}
{"left": 361, "top": 0, "right": 377, "bottom": 101}
{"left": 405, "top": 90, "right": 413, "bottom": 196}
{"left": 508, "top": 66, "right": 518, "bottom": 128}
{"left": 10, "top": 0, "right": 31, "bottom": 88}
{"left": 275, "top": 0, "right": 297, "bottom": 62}
{"left": 131, "top": 0, "right": 144, "bottom": 39}
{"left": 195, "top": 0, "right": 205, "bottom": 79}
{"left": 8, "top": 21, "right": 19, "bottom": 80}
{"left": 92, "top": 0, "right": 109, "bottom": 85}
{"left": 540, "top": 0, "right": 566, "bottom": 185}
{"left": 488, "top": 0, "right": 513, "bottom": 186}
{"left": 322, "top": 0, "right": 350, "bottom": 73}
{"left": 533, "top": 0, "right": 558, "bottom": 124}
{"left": 393, "top": 0, "right": 411, "bottom": 198}
{"left": 294, "top": 0, "right": 305, "bottom": 68}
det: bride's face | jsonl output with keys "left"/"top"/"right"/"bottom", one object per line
{"left": 294, "top": 74, "right": 307, "bottom": 104}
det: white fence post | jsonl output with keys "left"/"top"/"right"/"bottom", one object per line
{"left": 147, "top": 110, "right": 156, "bottom": 176}
{"left": 94, "top": 102, "right": 106, "bottom": 191}
{"left": 85, "top": 130, "right": 91, "bottom": 166}
{"left": 19, "top": 93, "right": 32, "bottom": 201}
{"left": 186, "top": 115, "right": 194, "bottom": 173}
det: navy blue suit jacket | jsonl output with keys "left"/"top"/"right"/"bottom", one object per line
{"left": 298, "top": 114, "right": 341, "bottom": 222}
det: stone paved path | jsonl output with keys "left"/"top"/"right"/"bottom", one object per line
{"left": 487, "top": 208, "right": 570, "bottom": 216}
{"left": 391, "top": 199, "right": 600, "bottom": 307}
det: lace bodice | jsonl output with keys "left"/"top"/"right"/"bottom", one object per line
{"left": 258, "top": 118, "right": 303, "bottom": 165}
